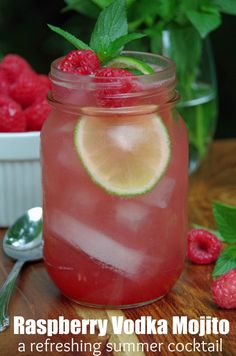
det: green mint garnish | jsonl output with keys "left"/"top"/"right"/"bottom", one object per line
{"left": 104, "top": 33, "right": 145, "bottom": 63}
{"left": 89, "top": 0, "right": 128, "bottom": 55}
{"left": 193, "top": 201, "right": 236, "bottom": 278}
{"left": 47, "top": 24, "right": 91, "bottom": 50}
{"left": 213, "top": 201, "right": 236, "bottom": 244}
{"left": 212, "top": 246, "right": 236, "bottom": 278}
{"left": 48, "top": 0, "right": 145, "bottom": 64}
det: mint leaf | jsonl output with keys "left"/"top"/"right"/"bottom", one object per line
{"left": 90, "top": 0, "right": 128, "bottom": 57}
{"left": 91, "top": 0, "right": 112, "bottom": 9}
{"left": 129, "top": 0, "right": 166, "bottom": 23}
{"left": 63, "top": 0, "right": 100, "bottom": 18}
{"left": 92, "top": 0, "right": 135, "bottom": 9}
{"left": 213, "top": 201, "right": 236, "bottom": 243}
{"left": 192, "top": 224, "right": 224, "bottom": 241}
{"left": 103, "top": 33, "right": 145, "bottom": 62}
{"left": 186, "top": 10, "right": 221, "bottom": 38}
{"left": 48, "top": 24, "right": 91, "bottom": 50}
{"left": 152, "top": 0, "right": 176, "bottom": 21}
{"left": 213, "top": 246, "right": 236, "bottom": 278}
{"left": 213, "top": 0, "right": 236, "bottom": 15}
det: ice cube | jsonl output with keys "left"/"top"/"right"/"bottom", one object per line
{"left": 50, "top": 210, "right": 147, "bottom": 277}
{"left": 67, "top": 188, "right": 100, "bottom": 211}
{"left": 140, "top": 177, "right": 175, "bottom": 208}
{"left": 108, "top": 125, "right": 144, "bottom": 151}
{"left": 115, "top": 202, "right": 148, "bottom": 231}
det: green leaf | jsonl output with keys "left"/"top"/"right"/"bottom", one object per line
{"left": 90, "top": 0, "right": 128, "bottom": 55}
{"left": 48, "top": 24, "right": 91, "bottom": 50}
{"left": 91, "top": 0, "right": 135, "bottom": 9}
{"left": 186, "top": 10, "right": 221, "bottom": 38}
{"left": 200, "top": 4, "right": 220, "bottom": 16}
{"left": 213, "top": 201, "right": 236, "bottom": 243}
{"left": 63, "top": 0, "right": 100, "bottom": 18}
{"left": 91, "top": 0, "right": 113, "bottom": 9}
{"left": 175, "top": 0, "right": 199, "bottom": 25}
{"left": 144, "top": 22, "right": 164, "bottom": 54}
{"left": 128, "top": 0, "right": 165, "bottom": 23}
{"left": 192, "top": 224, "right": 224, "bottom": 241}
{"left": 178, "top": 0, "right": 199, "bottom": 13}
{"left": 153, "top": 0, "right": 177, "bottom": 21}
{"left": 150, "top": 32, "right": 162, "bottom": 53}
{"left": 213, "top": 0, "right": 236, "bottom": 15}
{"left": 213, "top": 246, "right": 236, "bottom": 278}
{"left": 103, "top": 33, "right": 145, "bottom": 62}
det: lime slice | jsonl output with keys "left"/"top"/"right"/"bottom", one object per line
{"left": 74, "top": 114, "right": 171, "bottom": 197}
{"left": 105, "top": 56, "right": 154, "bottom": 75}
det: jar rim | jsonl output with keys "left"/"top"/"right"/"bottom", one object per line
{"left": 50, "top": 51, "right": 176, "bottom": 84}
{"left": 49, "top": 51, "right": 177, "bottom": 111}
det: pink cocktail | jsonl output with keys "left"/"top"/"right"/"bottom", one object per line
{"left": 42, "top": 52, "right": 188, "bottom": 308}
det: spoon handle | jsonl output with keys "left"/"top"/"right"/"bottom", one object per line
{"left": 0, "top": 260, "right": 25, "bottom": 332}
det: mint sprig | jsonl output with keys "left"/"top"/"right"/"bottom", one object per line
{"left": 47, "top": 24, "right": 91, "bottom": 50}
{"left": 103, "top": 33, "right": 146, "bottom": 62}
{"left": 193, "top": 201, "right": 236, "bottom": 278}
{"left": 49, "top": 0, "right": 145, "bottom": 63}
{"left": 213, "top": 201, "right": 236, "bottom": 243}
{"left": 211, "top": 201, "right": 236, "bottom": 278}
{"left": 213, "top": 246, "right": 236, "bottom": 278}
{"left": 89, "top": 0, "right": 128, "bottom": 54}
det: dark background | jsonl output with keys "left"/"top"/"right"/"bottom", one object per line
{"left": 0, "top": 0, "right": 236, "bottom": 138}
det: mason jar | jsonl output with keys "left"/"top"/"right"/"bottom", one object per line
{"left": 41, "top": 52, "right": 188, "bottom": 308}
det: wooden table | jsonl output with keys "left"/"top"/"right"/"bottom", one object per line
{"left": 0, "top": 139, "right": 236, "bottom": 356}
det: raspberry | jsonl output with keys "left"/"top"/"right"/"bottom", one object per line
{"left": 9, "top": 71, "right": 49, "bottom": 108}
{"left": 58, "top": 50, "right": 100, "bottom": 75}
{"left": 0, "top": 69, "right": 10, "bottom": 94}
{"left": 0, "top": 54, "right": 32, "bottom": 83}
{"left": 38, "top": 74, "right": 51, "bottom": 91}
{"left": 187, "top": 229, "right": 222, "bottom": 264}
{"left": 95, "top": 68, "right": 135, "bottom": 107}
{"left": 0, "top": 95, "right": 14, "bottom": 106}
{"left": 0, "top": 95, "right": 26, "bottom": 132}
{"left": 212, "top": 269, "right": 236, "bottom": 309}
{"left": 24, "top": 98, "right": 51, "bottom": 131}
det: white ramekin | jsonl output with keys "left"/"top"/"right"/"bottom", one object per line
{"left": 0, "top": 132, "right": 41, "bottom": 227}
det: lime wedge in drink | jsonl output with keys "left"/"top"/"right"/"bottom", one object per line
{"left": 105, "top": 56, "right": 154, "bottom": 75}
{"left": 74, "top": 114, "right": 171, "bottom": 197}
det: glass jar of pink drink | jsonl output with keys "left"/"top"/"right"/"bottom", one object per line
{"left": 41, "top": 51, "right": 188, "bottom": 308}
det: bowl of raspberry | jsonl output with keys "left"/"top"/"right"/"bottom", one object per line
{"left": 0, "top": 54, "right": 51, "bottom": 226}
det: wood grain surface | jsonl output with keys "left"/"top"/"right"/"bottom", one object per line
{"left": 0, "top": 139, "right": 236, "bottom": 356}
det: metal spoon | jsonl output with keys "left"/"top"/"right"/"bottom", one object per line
{"left": 0, "top": 207, "right": 43, "bottom": 332}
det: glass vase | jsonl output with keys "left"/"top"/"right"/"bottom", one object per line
{"left": 162, "top": 31, "right": 218, "bottom": 173}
